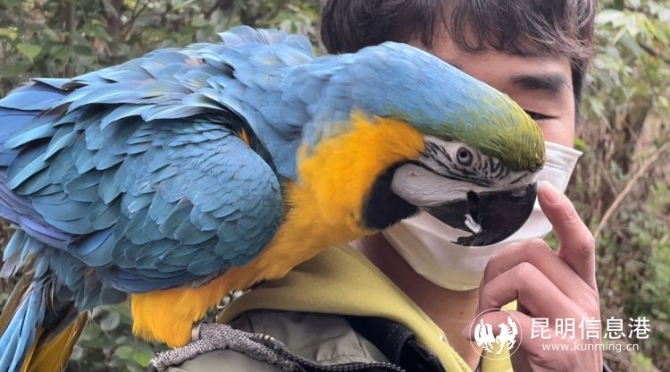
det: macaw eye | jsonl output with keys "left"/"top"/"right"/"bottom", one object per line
{"left": 456, "top": 147, "right": 473, "bottom": 166}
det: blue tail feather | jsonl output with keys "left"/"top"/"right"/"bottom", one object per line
{"left": 0, "top": 281, "right": 46, "bottom": 372}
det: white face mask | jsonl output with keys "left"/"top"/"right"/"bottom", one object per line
{"left": 381, "top": 141, "right": 582, "bottom": 291}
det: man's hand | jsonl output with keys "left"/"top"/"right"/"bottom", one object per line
{"left": 466, "top": 181, "right": 602, "bottom": 371}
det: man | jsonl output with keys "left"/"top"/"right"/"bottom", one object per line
{"left": 163, "top": 1, "right": 602, "bottom": 371}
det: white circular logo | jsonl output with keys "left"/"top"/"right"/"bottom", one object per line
{"left": 469, "top": 308, "right": 523, "bottom": 360}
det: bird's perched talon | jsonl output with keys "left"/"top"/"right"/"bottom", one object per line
{"left": 150, "top": 323, "right": 296, "bottom": 372}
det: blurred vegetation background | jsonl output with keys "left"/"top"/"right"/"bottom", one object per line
{"left": 0, "top": 0, "right": 668, "bottom": 371}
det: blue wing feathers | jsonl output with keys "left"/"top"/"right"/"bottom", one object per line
{"left": 72, "top": 139, "right": 96, "bottom": 174}
{"left": 3, "top": 117, "right": 58, "bottom": 150}
{"left": 30, "top": 77, "right": 75, "bottom": 90}
{"left": 0, "top": 282, "right": 45, "bottom": 372}
{"left": 89, "top": 198, "right": 121, "bottom": 230}
{"left": 43, "top": 125, "right": 78, "bottom": 160}
{"left": 6, "top": 143, "right": 50, "bottom": 190}
{"left": 100, "top": 105, "right": 150, "bottom": 129}
{"left": 0, "top": 26, "right": 324, "bottom": 355}
{"left": 13, "top": 167, "right": 51, "bottom": 196}
{"left": 0, "top": 84, "right": 65, "bottom": 111}
{"left": 97, "top": 166, "right": 122, "bottom": 204}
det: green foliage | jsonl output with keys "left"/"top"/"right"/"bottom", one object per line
{"left": 68, "top": 305, "right": 167, "bottom": 372}
{"left": 0, "top": 0, "right": 320, "bottom": 96}
{"left": 0, "top": 0, "right": 669, "bottom": 371}
{"left": 575, "top": 0, "right": 670, "bottom": 370}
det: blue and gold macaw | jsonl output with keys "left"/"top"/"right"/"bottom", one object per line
{"left": 0, "top": 26, "right": 544, "bottom": 372}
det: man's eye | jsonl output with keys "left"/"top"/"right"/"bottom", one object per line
{"left": 524, "top": 110, "right": 551, "bottom": 121}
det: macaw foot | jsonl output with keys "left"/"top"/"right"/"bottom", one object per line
{"left": 149, "top": 323, "right": 296, "bottom": 371}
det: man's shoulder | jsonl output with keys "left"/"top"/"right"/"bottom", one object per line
{"left": 166, "top": 309, "right": 389, "bottom": 371}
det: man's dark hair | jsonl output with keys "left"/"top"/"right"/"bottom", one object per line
{"left": 320, "top": 0, "right": 597, "bottom": 109}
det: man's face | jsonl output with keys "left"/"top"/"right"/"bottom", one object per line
{"left": 411, "top": 37, "right": 576, "bottom": 146}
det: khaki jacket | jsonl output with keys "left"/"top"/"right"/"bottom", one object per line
{"left": 165, "top": 245, "right": 513, "bottom": 372}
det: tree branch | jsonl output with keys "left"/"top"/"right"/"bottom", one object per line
{"left": 594, "top": 142, "right": 670, "bottom": 241}
{"left": 121, "top": 0, "right": 149, "bottom": 40}
{"left": 638, "top": 41, "right": 670, "bottom": 64}
{"left": 64, "top": 0, "right": 76, "bottom": 76}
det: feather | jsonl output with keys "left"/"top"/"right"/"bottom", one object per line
{"left": 100, "top": 104, "right": 151, "bottom": 129}
{"left": 19, "top": 218, "right": 71, "bottom": 250}
{"left": 73, "top": 229, "right": 115, "bottom": 267}
{"left": 13, "top": 168, "right": 51, "bottom": 196}
{"left": 63, "top": 171, "right": 101, "bottom": 196}
{"left": 3, "top": 120, "right": 57, "bottom": 150}
{"left": 89, "top": 198, "right": 120, "bottom": 230}
{"left": 43, "top": 126, "right": 78, "bottom": 160}
{"left": 64, "top": 84, "right": 146, "bottom": 112}
{"left": 24, "top": 313, "right": 88, "bottom": 372}
{"left": 0, "top": 85, "right": 64, "bottom": 111}
{"left": 30, "top": 78, "right": 73, "bottom": 90}
{"left": 122, "top": 193, "right": 152, "bottom": 215}
{"left": 97, "top": 165, "right": 122, "bottom": 204}
{"left": 72, "top": 139, "right": 96, "bottom": 174}
{"left": 0, "top": 282, "right": 45, "bottom": 372}
{"left": 158, "top": 198, "right": 192, "bottom": 236}
{"left": 6, "top": 145, "right": 50, "bottom": 191}
{"left": 97, "top": 68, "right": 152, "bottom": 83}
{"left": 140, "top": 105, "right": 204, "bottom": 121}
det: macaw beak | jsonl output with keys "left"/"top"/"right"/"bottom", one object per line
{"left": 422, "top": 182, "right": 538, "bottom": 246}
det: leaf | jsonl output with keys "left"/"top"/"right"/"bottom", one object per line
{"left": 596, "top": 9, "right": 626, "bottom": 26}
{"left": 191, "top": 15, "right": 210, "bottom": 28}
{"left": 0, "top": 27, "right": 17, "bottom": 40}
{"left": 16, "top": 43, "right": 42, "bottom": 61}
{"left": 620, "top": 33, "right": 643, "bottom": 57}
{"left": 49, "top": 44, "right": 71, "bottom": 61}
{"left": 132, "top": 344, "right": 155, "bottom": 367}
{"left": 0, "top": 61, "right": 31, "bottom": 78}
{"left": 69, "top": 345, "right": 85, "bottom": 361}
{"left": 0, "top": 0, "right": 22, "bottom": 6}
{"left": 73, "top": 44, "right": 92, "bottom": 55}
{"left": 114, "top": 345, "right": 134, "bottom": 360}
{"left": 86, "top": 24, "right": 113, "bottom": 42}
{"left": 573, "top": 137, "right": 588, "bottom": 152}
{"left": 79, "top": 322, "right": 102, "bottom": 342}
{"left": 100, "top": 310, "right": 121, "bottom": 331}
{"left": 42, "top": 28, "right": 60, "bottom": 42}
{"left": 643, "top": 17, "right": 669, "bottom": 45}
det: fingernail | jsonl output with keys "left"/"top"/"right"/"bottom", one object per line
{"left": 540, "top": 181, "right": 561, "bottom": 204}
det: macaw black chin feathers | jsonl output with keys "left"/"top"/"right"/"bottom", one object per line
{"left": 361, "top": 164, "right": 419, "bottom": 230}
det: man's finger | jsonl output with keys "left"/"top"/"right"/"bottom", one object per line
{"left": 481, "top": 240, "right": 595, "bottom": 307}
{"left": 538, "top": 181, "right": 597, "bottom": 289}
{"left": 478, "top": 261, "right": 572, "bottom": 318}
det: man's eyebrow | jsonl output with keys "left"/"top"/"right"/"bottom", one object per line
{"left": 510, "top": 73, "right": 569, "bottom": 95}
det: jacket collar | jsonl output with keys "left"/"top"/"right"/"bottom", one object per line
{"left": 218, "top": 245, "right": 512, "bottom": 372}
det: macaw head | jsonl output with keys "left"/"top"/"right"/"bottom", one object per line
{"left": 297, "top": 42, "right": 545, "bottom": 247}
